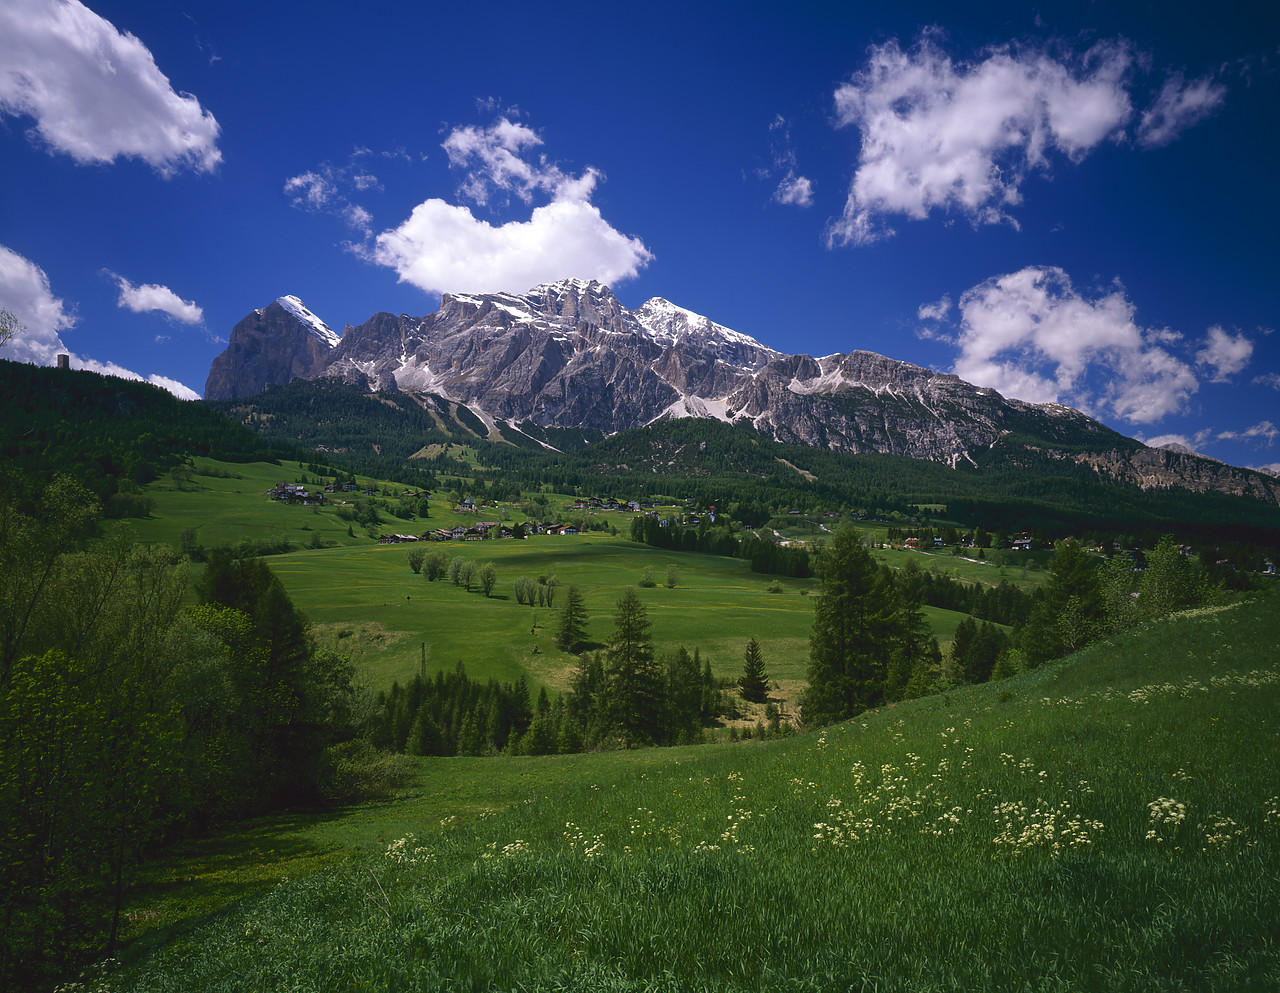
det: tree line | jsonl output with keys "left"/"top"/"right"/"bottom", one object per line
{"left": 0, "top": 360, "right": 279, "bottom": 520}
{"left": 629, "top": 515, "right": 814, "bottom": 578}
{"left": 803, "top": 527, "right": 1232, "bottom": 727}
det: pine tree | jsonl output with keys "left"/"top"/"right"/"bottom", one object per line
{"left": 802, "top": 527, "right": 900, "bottom": 725}
{"left": 738, "top": 637, "right": 769, "bottom": 703}
{"left": 666, "top": 646, "right": 703, "bottom": 741}
{"left": 603, "top": 588, "right": 664, "bottom": 746}
{"left": 1020, "top": 540, "right": 1104, "bottom": 663}
{"left": 567, "top": 652, "right": 606, "bottom": 746}
{"left": 555, "top": 584, "right": 589, "bottom": 653}
{"left": 949, "top": 617, "right": 977, "bottom": 682}
{"left": 407, "top": 706, "right": 446, "bottom": 756}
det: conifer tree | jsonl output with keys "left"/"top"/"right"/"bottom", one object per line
{"left": 555, "top": 584, "right": 589, "bottom": 653}
{"left": 738, "top": 637, "right": 769, "bottom": 703}
{"left": 603, "top": 588, "right": 664, "bottom": 746}
{"left": 407, "top": 706, "right": 446, "bottom": 756}
{"left": 666, "top": 646, "right": 703, "bottom": 741}
{"left": 802, "top": 527, "right": 900, "bottom": 725}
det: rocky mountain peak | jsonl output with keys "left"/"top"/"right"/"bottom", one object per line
{"left": 274, "top": 295, "right": 340, "bottom": 347}
{"left": 205, "top": 295, "right": 338, "bottom": 400}
{"left": 633, "top": 297, "right": 777, "bottom": 369}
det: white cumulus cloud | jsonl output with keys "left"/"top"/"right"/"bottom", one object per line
{"left": 368, "top": 118, "right": 652, "bottom": 295}
{"left": 1195, "top": 325, "right": 1253, "bottom": 382}
{"left": 0, "top": 0, "right": 221, "bottom": 174}
{"left": 0, "top": 242, "right": 76, "bottom": 365}
{"left": 69, "top": 355, "right": 201, "bottom": 399}
{"left": 0, "top": 244, "right": 198, "bottom": 398}
{"left": 110, "top": 273, "right": 203, "bottom": 325}
{"left": 443, "top": 118, "right": 557, "bottom": 206}
{"left": 929, "top": 265, "right": 1199, "bottom": 424}
{"left": 829, "top": 35, "right": 1226, "bottom": 245}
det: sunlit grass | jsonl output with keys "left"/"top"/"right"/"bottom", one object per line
{"left": 123, "top": 460, "right": 1017, "bottom": 708}
{"left": 99, "top": 586, "right": 1280, "bottom": 992}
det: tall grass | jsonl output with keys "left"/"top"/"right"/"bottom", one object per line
{"left": 88, "top": 590, "right": 1280, "bottom": 992}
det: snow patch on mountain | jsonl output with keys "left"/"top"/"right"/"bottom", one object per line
{"left": 276, "top": 296, "right": 340, "bottom": 347}
{"left": 634, "top": 297, "right": 773, "bottom": 353}
{"left": 392, "top": 359, "right": 456, "bottom": 399}
{"left": 500, "top": 419, "right": 562, "bottom": 452}
{"left": 650, "top": 394, "right": 735, "bottom": 425}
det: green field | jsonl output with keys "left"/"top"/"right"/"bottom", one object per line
{"left": 103, "top": 585, "right": 1280, "bottom": 991}
{"left": 275, "top": 538, "right": 820, "bottom": 697}
{"left": 126, "top": 459, "right": 993, "bottom": 710}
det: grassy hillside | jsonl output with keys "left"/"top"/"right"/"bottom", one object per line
{"left": 99, "top": 586, "right": 1280, "bottom": 991}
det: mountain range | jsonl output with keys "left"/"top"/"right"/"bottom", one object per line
{"left": 204, "top": 278, "right": 1280, "bottom": 506}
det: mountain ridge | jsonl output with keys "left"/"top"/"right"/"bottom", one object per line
{"left": 203, "top": 279, "right": 1280, "bottom": 506}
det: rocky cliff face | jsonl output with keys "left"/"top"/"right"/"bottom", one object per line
{"left": 1064, "top": 446, "right": 1280, "bottom": 504}
{"left": 204, "top": 296, "right": 338, "bottom": 401}
{"left": 203, "top": 279, "right": 1280, "bottom": 504}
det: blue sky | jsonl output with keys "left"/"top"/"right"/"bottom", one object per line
{"left": 2, "top": 0, "right": 1278, "bottom": 473}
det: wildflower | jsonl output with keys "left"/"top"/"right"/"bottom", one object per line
{"left": 1145, "top": 797, "right": 1187, "bottom": 842}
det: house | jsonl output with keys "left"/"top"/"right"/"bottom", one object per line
{"left": 269, "top": 482, "right": 324, "bottom": 504}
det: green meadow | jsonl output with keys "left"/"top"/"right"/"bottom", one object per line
{"left": 126, "top": 458, "right": 991, "bottom": 709}
{"left": 274, "top": 538, "right": 822, "bottom": 699}
{"left": 101, "top": 584, "right": 1280, "bottom": 991}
